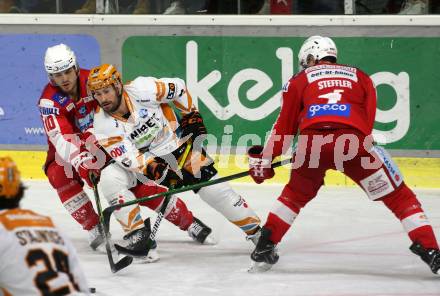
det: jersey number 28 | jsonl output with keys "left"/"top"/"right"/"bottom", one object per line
{"left": 26, "top": 248, "right": 79, "bottom": 295}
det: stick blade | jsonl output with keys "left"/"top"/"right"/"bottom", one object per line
{"left": 111, "top": 255, "right": 133, "bottom": 273}
{"left": 114, "top": 243, "right": 152, "bottom": 257}
{"left": 104, "top": 238, "right": 133, "bottom": 273}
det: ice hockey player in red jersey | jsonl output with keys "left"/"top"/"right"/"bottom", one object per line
{"left": 38, "top": 44, "right": 105, "bottom": 250}
{"left": 247, "top": 36, "right": 440, "bottom": 273}
{"left": 38, "top": 44, "right": 212, "bottom": 259}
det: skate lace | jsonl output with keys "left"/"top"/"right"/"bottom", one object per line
{"left": 428, "top": 250, "right": 440, "bottom": 266}
{"left": 189, "top": 222, "right": 203, "bottom": 237}
{"left": 127, "top": 228, "right": 147, "bottom": 245}
{"left": 246, "top": 231, "right": 260, "bottom": 242}
{"left": 246, "top": 228, "right": 261, "bottom": 246}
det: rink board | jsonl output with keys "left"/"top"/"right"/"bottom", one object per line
{"left": 1, "top": 150, "right": 439, "bottom": 188}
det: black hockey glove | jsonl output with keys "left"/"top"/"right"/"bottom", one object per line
{"left": 180, "top": 111, "right": 207, "bottom": 142}
{"left": 145, "top": 157, "right": 184, "bottom": 189}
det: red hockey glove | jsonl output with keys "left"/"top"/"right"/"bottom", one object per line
{"left": 72, "top": 151, "right": 100, "bottom": 188}
{"left": 145, "top": 157, "right": 184, "bottom": 189}
{"left": 248, "top": 145, "right": 275, "bottom": 184}
{"left": 180, "top": 111, "right": 207, "bottom": 142}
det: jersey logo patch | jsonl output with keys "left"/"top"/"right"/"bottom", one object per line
{"left": 167, "top": 83, "right": 176, "bottom": 100}
{"left": 52, "top": 93, "right": 69, "bottom": 107}
{"left": 139, "top": 108, "right": 149, "bottom": 118}
{"left": 78, "top": 105, "right": 87, "bottom": 115}
{"left": 121, "top": 157, "right": 132, "bottom": 168}
{"left": 307, "top": 103, "right": 351, "bottom": 118}
{"left": 39, "top": 106, "right": 60, "bottom": 116}
{"left": 66, "top": 103, "right": 74, "bottom": 112}
{"left": 306, "top": 68, "right": 358, "bottom": 83}
{"left": 110, "top": 145, "right": 127, "bottom": 158}
{"left": 373, "top": 146, "right": 403, "bottom": 187}
{"left": 83, "top": 95, "right": 94, "bottom": 103}
{"left": 360, "top": 168, "right": 394, "bottom": 200}
{"left": 76, "top": 113, "right": 94, "bottom": 132}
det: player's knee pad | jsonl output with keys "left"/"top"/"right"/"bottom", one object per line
{"left": 99, "top": 164, "right": 136, "bottom": 200}
{"left": 359, "top": 146, "right": 404, "bottom": 201}
{"left": 99, "top": 165, "right": 144, "bottom": 232}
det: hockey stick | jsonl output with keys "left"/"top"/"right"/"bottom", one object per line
{"left": 89, "top": 173, "right": 133, "bottom": 273}
{"left": 103, "top": 157, "right": 292, "bottom": 234}
{"left": 114, "top": 141, "right": 193, "bottom": 257}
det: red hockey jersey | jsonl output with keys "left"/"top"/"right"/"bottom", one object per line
{"left": 38, "top": 69, "right": 97, "bottom": 168}
{"left": 264, "top": 62, "right": 377, "bottom": 158}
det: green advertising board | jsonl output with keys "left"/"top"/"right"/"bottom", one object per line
{"left": 122, "top": 36, "right": 440, "bottom": 150}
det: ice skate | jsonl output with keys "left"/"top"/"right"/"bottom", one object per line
{"left": 248, "top": 227, "right": 278, "bottom": 273}
{"left": 410, "top": 242, "right": 440, "bottom": 274}
{"left": 88, "top": 224, "right": 105, "bottom": 251}
{"left": 246, "top": 226, "right": 261, "bottom": 246}
{"left": 188, "top": 217, "right": 215, "bottom": 244}
{"left": 115, "top": 224, "right": 160, "bottom": 263}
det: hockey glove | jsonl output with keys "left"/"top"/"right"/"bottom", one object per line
{"left": 180, "top": 111, "right": 207, "bottom": 142}
{"left": 145, "top": 158, "right": 184, "bottom": 188}
{"left": 248, "top": 145, "right": 275, "bottom": 184}
{"left": 71, "top": 151, "right": 100, "bottom": 188}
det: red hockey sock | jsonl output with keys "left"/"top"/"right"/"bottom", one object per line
{"left": 164, "top": 197, "right": 194, "bottom": 231}
{"left": 265, "top": 212, "right": 292, "bottom": 244}
{"left": 131, "top": 181, "right": 167, "bottom": 209}
{"left": 59, "top": 183, "right": 99, "bottom": 231}
{"left": 46, "top": 163, "right": 98, "bottom": 231}
{"left": 265, "top": 197, "right": 300, "bottom": 244}
{"left": 131, "top": 182, "right": 194, "bottom": 230}
{"left": 408, "top": 225, "right": 439, "bottom": 249}
{"left": 382, "top": 184, "right": 439, "bottom": 249}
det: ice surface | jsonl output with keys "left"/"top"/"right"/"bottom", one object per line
{"left": 22, "top": 181, "right": 440, "bottom": 296}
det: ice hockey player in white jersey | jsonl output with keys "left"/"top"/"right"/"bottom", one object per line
{"left": 86, "top": 64, "right": 261, "bottom": 243}
{"left": 0, "top": 157, "right": 90, "bottom": 295}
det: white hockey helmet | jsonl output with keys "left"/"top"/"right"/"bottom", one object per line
{"left": 44, "top": 43, "right": 78, "bottom": 75}
{"left": 298, "top": 36, "right": 337, "bottom": 70}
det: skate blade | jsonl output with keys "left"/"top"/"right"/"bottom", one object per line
{"left": 94, "top": 243, "right": 107, "bottom": 254}
{"left": 134, "top": 249, "right": 160, "bottom": 264}
{"left": 247, "top": 261, "right": 274, "bottom": 273}
{"left": 201, "top": 235, "right": 217, "bottom": 245}
{"left": 89, "top": 239, "right": 105, "bottom": 251}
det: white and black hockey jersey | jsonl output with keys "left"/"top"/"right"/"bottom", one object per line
{"left": 91, "top": 76, "right": 195, "bottom": 173}
{"left": 0, "top": 208, "right": 89, "bottom": 295}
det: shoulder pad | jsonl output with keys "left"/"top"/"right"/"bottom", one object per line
{"left": 125, "top": 76, "right": 157, "bottom": 102}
